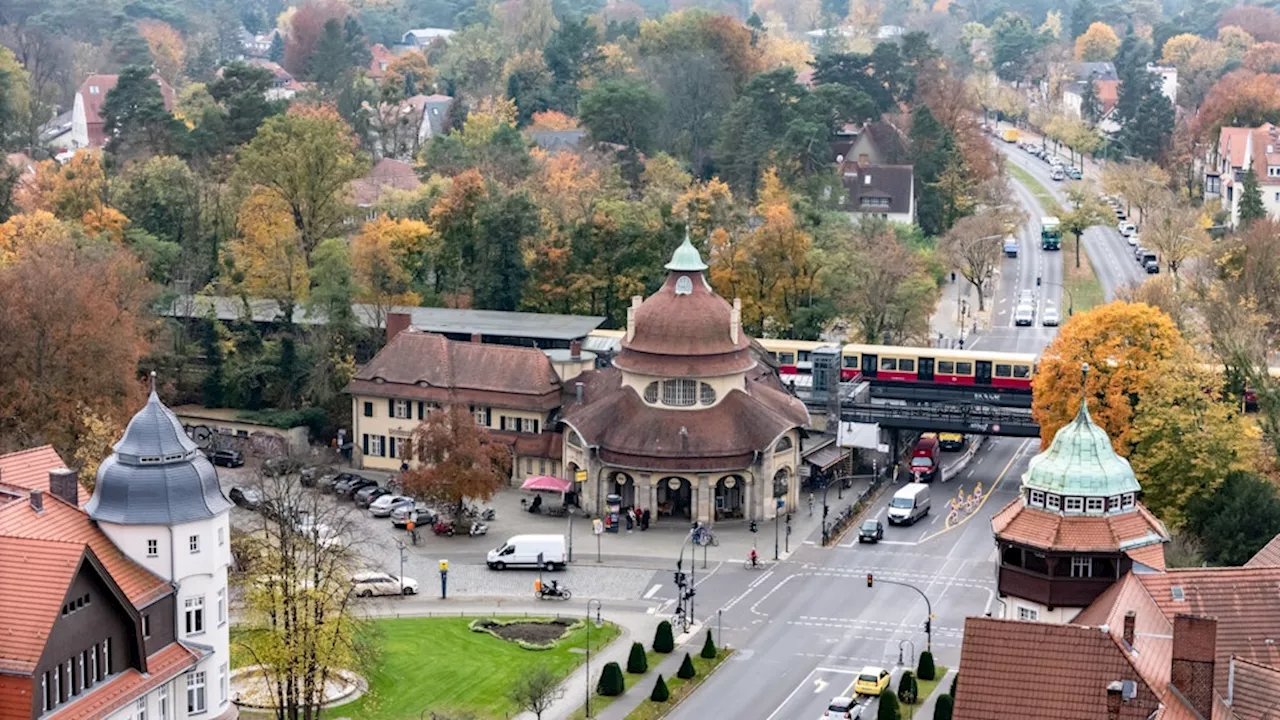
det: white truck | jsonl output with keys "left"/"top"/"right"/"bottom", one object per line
{"left": 487, "top": 534, "right": 568, "bottom": 571}
{"left": 887, "top": 484, "right": 931, "bottom": 526}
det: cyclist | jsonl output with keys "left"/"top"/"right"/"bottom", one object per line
{"left": 748, "top": 547, "right": 759, "bottom": 568}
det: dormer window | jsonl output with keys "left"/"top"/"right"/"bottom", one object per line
{"left": 1086, "top": 497, "right": 1105, "bottom": 513}
{"left": 89, "top": 85, "right": 100, "bottom": 94}
{"left": 1029, "top": 489, "right": 1045, "bottom": 507}
{"left": 1065, "top": 496, "right": 1084, "bottom": 513}
{"left": 675, "top": 276, "right": 693, "bottom": 295}
{"left": 1122, "top": 493, "right": 1135, "bottom": 509}
{"left": 1046, "top": 494, "right": 1061, "bottom": 511}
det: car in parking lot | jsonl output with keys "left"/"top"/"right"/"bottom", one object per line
{"left": 207, "top": 449, "right": 244, "bottom": 467}
{"left": 391, "top": 503, "right": 436, "bottom": 528}
{"left": 1118, "top": 222, "right": 1136, "bottom": 237}
{"left": 351, "top": 571, "right": 418, "bottom": 597}
{"left": 335, "top": 475, "right": 375, "bottom": 498}
{"left": 853, "top": 667, "right": 891, "bottom": 696}
{"left": 1042, "top": 306, "right": 1060, "bottom": 327}
{"left": 822, "top": 696, "right": 861, "bottom": 719}
{"left": 354, "top": 485, "right": 389, "bottom": 507}
{"left": 369, "top": 494, "right": 415, "bottom": 517}
{"left": 1050, "top": 167, "right": 1065, "bottom": 181}
{"left": 229, "top": 487, "right": 261, "bottom": 510}
{"left": 857, "top": 520, "right": 884, "bottom": 544}
{"left": 1135, "top": 245, "right": 1150, "bottom": 261}
{"left": 1014, "top": 303, "right": 1035, "bottom": 326}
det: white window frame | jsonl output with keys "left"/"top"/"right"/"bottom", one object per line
{"left": 143, "top": 613, "right": 151, "bottom": 638}
{"left": 185, "top": 596, "right": 205, "bottom": 635}
{"left": 41, "top": 673, "right": 48, "bottom": 712}
{"left": 1065, "top": 496, "right": 1084, "bottom": 513}
{"left": 368, "top": 434, "right": 384, "bottom": 457}
{"left": 188, "top": 671, "right": 206, "bottom": 714}
{"left": 661, "top": 379, "right": 697, "bottom": 407}
{"left": 159, "top": 685, "right": 169, "bottom": 720}
{"left": 189, "top": 534, "right": 200, "bottom": 554}
{"left": 147, "top": 539, "right": 158, "bottom": 557}
{"left": 1108, "top": 495, "right": 1122, "bottom": 511}
{"left": 103, "top": 638, "right": 111, "bottom": 675}
{"left": 217, "top": 588, "right": 226, "bottom": 625}
{"left": 1086, "top": 497, "right": 1105, "bottom": 513}
{"left": 394, "top": 399, "right": 410, "bottom": 419}
{"left": 1046, "top": 494, "right": 1061, "bottom": 511}
{"left": 1071, "top": 556, "right": 1093, "bottom": 578}
{"left": 1016, "top": 605, "right": 1039, "bottom": 621}
{"left": 473, "top": 406, "right": 487, "bottom": 426}
{"left": 220, "top": 662, "right": 229, "bottom": 702}
{"left": 1122, "top": 493, "right": 1136, "bottom": 509}
{"left": 138, "top": 696, "right": 148, "bottom": 720}
{"left": 1029, "top": 489, "right": 1045, "bottom": 507}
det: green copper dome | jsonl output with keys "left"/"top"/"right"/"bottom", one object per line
{"left": 665, "top": 234, "right": 709, "bottom": 272}
{"left": 1023, "top": 399, "right": 1141, "bottom": 498}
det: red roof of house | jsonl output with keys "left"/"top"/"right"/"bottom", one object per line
{"left": 0, "top": 445, "right": 76, "bottom": 504}
{"left": 45, "top": 642, "right": 201, "bottom": 720}
{"left": 370, "top": 43, "right": 394, "bottom": 79}
{"left": 350, "top": 157, "right": 422, "bottom": 207}
{"left": 1096, "top": 79, "right": 1120, "bottom": 114}
{"left": 1220, "top": 126, "right": 1253, "bottom": 169}
{"left": 77, "top": 73, "right": 176, "bottom": 147}
{"left": 1245, "top": 532, "right": 1280, "bottom": 567}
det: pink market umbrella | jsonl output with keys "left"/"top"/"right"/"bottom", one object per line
{"left": 521, "top": 475, "right": 572, "bottom": 493}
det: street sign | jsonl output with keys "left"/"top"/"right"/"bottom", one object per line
{"left": 575, "top": 470, "right": 588, "bottom": 482}
{"left": 592, "top": 519, "right": 604, "bottom": 535}
{"left": 776, "top": 498, "right": 785, "bottom": 509}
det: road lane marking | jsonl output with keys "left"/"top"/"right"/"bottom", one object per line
{"left": 918, "top": 439, "right": 1031, "bottom": 544}
{"left": 764, "top": 670, "right": 819, "bottom": 720}
{"left": 692, "top": 561, "right": 722, "bottom": 588}
{"left": 643, "top": 584, "right": 662, "bottom": 599}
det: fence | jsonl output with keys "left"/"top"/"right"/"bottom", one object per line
{"left": 822, "top": 473, "right": 886, "bottom": 546}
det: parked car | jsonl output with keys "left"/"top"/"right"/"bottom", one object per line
{"left": 1050, "top": 167, "right": 1065, "bottom": 181}
{"left": 1068, "top": 167, "right": 1082, "bottom": 180}
{"left": 1142, "top": 252, "right": 1159, "bottom": 273}
{"left": 822, "top": 696, "right": 861, "bottom": 719}
{"left": 1014, "top": 304, "right": 1035, "bottom": 326}
{"left": 1135, "top": 245, "right": 1150, "bottom": 261}
{"left": 853, "top": 667, "right": 891, "bottom": 696}
{"left": 1042, "top": 306, "right": 1060, "bottom": 327}
{"left": 354, "top": 485, "right": 389, "bottom": 508}
{"left": 1118, "top": 222, "right": 1136, "bottom": 237}
{"left": 335, "top": 475, "right": 374, "bottom": 498}
{"left": 370, "top": 494, "right": 415, "bottom": 518}
{"left": 1127, "top": 232, "right": 1139, "bottom": 247}
{"left": 207, "top": 449, "right": 244, "bottom": 467}
{"left": 323, "top": 472, "right": 361, "bottom": 494}
{"left": 391, "top": 503, "right": 436, "bottom": 528}
{"left": 229, "top": 487, "right": 261, "bottom": 510}
{"left": 857, "top": 520, "right": 884, "bottom": 544}
{"left": 351, "top": 571, "right": 418, "bottom": 597}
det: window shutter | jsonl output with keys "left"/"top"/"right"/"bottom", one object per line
{"left": 388, "top": 399, "right": 395, "bottom": 416}
{"left": 485, "top": 408, "right": 492, "bottom": 426}
{"left": 362, "top": 434, "right": 369, "bottom": 455}
{"left": 380, "top": 435, "right": 388, "bottom": 456}
{"left": 389, "top": 437, "right": 397, "bottom": 459}
{"left": 417, "top": 401, "right": 424, "bottom": 420}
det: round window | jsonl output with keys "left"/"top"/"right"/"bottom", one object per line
{"left": 643, "top": 382, "right": 659, "bottom": 403}
{"left": 699, "top": 383, "right": 716, "bottom": 405}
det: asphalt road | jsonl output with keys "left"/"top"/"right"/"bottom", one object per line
{"left": 666, "top": 438, "right": 1036, "bottom": 720}
{"left": 997, "top": 142, "right": 1149, "bottom": 301}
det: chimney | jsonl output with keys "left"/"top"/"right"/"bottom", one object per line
{"left": 1123, "top": 610, "right": 1136, "bottom": 647}
{"left": 471, "top": 333, "right": 482, "bottom": 343}
{"left": 575, "top": 382, "right": 584, "bottom": 405}
{"left": 49, "top": 468, "right": 79, "bottom": 507}
{"left": 570, "top": 340, "right": 582, "bottom": 360}
{"left": 29, "top": 489, "right": 43, "bottom": 513}
{"left": 385, "top": 312, "right": 412, "bottom": 344}
{"left": 730, "top": 298, "right": 741, "bottom": 344}
{"left": 1171, "top": 614, "right": 1218, "bottom": 720}
{"left": 626, "top": 295, "right": 641, "bottom": 342}
{"left": 1106, "top": 681, "right": 1123, "bottom": 720}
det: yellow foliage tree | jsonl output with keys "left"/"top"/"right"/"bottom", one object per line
{"left": 0, "top": 211, "right": 71, "bottom": 267}
{"left": 16, "top": 150, "right": 109, "bottom": 222}
{"left": 759, "top": 34, "right": 814, "bottom": 71}
{"left": 525, "top": 150, "right": 621, "bottom": 226}
{"left": 383, "top": 50, "right": 434, "bottom": 94}
{"left": 226, "top": 190, "right": 310, "bottom": 317}
{"left": 138, "top": 19, "right": 187, "bottom": 85}
{"left": 1075, "top": 22, "right": 1121, "bottom": 61}
{"left": 639, "top": 153, "right": 693, "bottom": 211}
{"left": 528, "top": 110, "right": 579, "bottom": 131}
{"left": 1032, "top": 301, "right": 1189, "bottom": 454}
{"left": 461, "top": 96, "right": 520, "bottom": 148}
{"left": 674, "top": 177, "right": 734, "bottom": 241}
{"left": 1161, "top": 33, "right": 1204, "bottom": 68}
{"left": 81, "top": 207, "right": 130, "bottom": 243}
{"left": 73, "top": 406, "right": 124, "bottom": 492}
{"left": 351, "top": 215, "right": 432, "bottom": 327}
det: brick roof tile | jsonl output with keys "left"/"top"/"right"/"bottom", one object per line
{"left": 0, "top": 445, "right": 75, "bottom": 503}
{"left": 992, "top": 501, "right": 1168, "bottom": 553}
{"left": 1244, "top": 533, "right": 1280, "bottom": 568}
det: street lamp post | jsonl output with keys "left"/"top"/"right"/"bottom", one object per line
{"left": 585, "top": 599, "right": 603, "bottom": 718}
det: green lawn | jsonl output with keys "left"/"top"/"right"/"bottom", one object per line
{"left": 910, "top": 665, "right": 950, "bottom": 718}
{"left": 1005, "top": 162, "right": 1063, "bottom": 216}
{"left": 625, "top": 650, "right": 731, "bottom": 720}
{"left": 237, "top": 617, "right": 618, "bottom": 720}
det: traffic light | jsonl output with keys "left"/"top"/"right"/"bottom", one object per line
{"left": 924, "top": 618, "right": 931, "bottom": 635}
{"left": 750, "top": 520, "right": 758, "bottom": 533}
{"left": 867, "top": 573, "right": 874, "bottom": 587}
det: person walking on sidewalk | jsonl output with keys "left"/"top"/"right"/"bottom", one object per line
{"left": 808, "top": 492, "right": 814, "bottom": 516}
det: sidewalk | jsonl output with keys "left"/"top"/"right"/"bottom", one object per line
{"left": 931, "top": 274, "right": 992, "bottom": 350}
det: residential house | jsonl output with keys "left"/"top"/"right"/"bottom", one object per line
{"left": 345, "top": 318, "right": 579, "bottom": 481}
{"left": 401, "top": 28, "right": 454, "bottom": 48}
{"left": 0, "top": 393, "right": 235, "bottom": 720}
{"left": 1148, "top": 63, "right": 1178, "bottom": 107}
{"left": 240, "top": 29, "right": 278, "bottom": 58}
{"left": 72, "top": 74, "right": 176, "bottom": 149}
{"left": 1062, "top": 62, "right": 1121, "bottom": 132}
{"left": 242, "top": 59, "right": 302, "bottom": 101}
{"left": 529, "top": 129, "right": 587, "bottom": 153}
{"left": 350, "top": 158, "right": 422, "bottom": 216}
{"left": 831, "top": 121, "right": 909, "bottom": 167}
{"left": 1207, "top": 123, "right": 1280, "bottom": 227}
{"left": 841, "top": 164, "right": 915, "bottom": 225}
{"left": 369, "top": 43, "right": 394, "bottom": 81}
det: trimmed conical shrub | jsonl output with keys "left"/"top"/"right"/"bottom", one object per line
{"left": 896, "top": 671, "right": 918, "bottom": 705}
{"left": 626, "top": 641, "right": 648, "bottom": 674}
{"left": 877, "top": 690, "right": 902, "bottom": 720}
{"left": 917, "top": 650, "right": 936, "bottom": 681}
{"left": 933, "top": 694, "right": 954, "bottom": 720}
{"left": 650, "top": 674, "right": 670, "bottom": 702}
{"left": 653, "top": 620, "right": 674, "bottom": 653}
{"left": 597, "top": 662, "right": 624, "bottom": 697}
{"left": 700, "top": 629, "right": 716, "bottom": 659}
{"left": 677, "top": 652, "right": 696, "bottom": 679}
{"left": 949, "top": 672, "right": 957, "bottom": 696}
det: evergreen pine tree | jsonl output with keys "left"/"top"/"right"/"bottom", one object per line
{"left": 700, "top": 630, "right": 717, "bottom": 659}
{"left": 950, "top": 673, "right": 957, "bottom": 696}
{"left": 597, "top": 662, "right": 625, "bottom": 696}
{"left": 269, "top": 33, "right": 285, "bottom": 63}
{"left": 677, "top": 653, "right": 696, "bottom": 679}
{"left": 653, "top": 621, "right": 674, "bottom": 653}
{"left": 626, "top": 642, "right": 648, "bottom": 674}
{"left": 917, "top": 650, "right": 936, "bottom": 681}
{"left": 1079, "top": 79, "right": 1102, "bottom": 126}
{"left": 1239, "top": 168, "right": 1267, "bottom": 227}
{"left": 877, "top": 689, "right": 902, "bottom": 720}
{"left": 933, "top": 694, "right": 954, "bottom": 720}
{"left": 897, "top": 671, "right": 919, "bottom": 705}
{"left": 650, "top": 674, "right": 670, "bottom": 702}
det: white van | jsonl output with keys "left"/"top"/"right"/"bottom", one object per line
{"left": 487, "top": 534, "right": 568, "bottom": 571}
{"left": 887, "top": 484, "right": 931, "bottom": 526}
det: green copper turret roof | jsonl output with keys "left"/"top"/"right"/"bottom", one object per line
{"left": 665, "top": 234, "right": 708, "bottom": 272}
{"left": 1022, "top": 398, "right": 1142, "bottom": 497}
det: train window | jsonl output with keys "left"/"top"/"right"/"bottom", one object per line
{"left": 779, "top": 353, "right": 795, "bottom": 365}
{"left": 995, "top": 364, "right": 1012, "bottom": 378}
{"left": 1013, "top": 365, "right": 1031, "bottom": 379}
{"left": 899, "top": 359, "right": 915, "bottom": 373}
{"left": 937, "top": 361, "right": 955, "bottom": 374}
{"left": 843, "top": 355, "right": 859, "bottom": 368}
{"left": 956, "top": 362, "right": 973, "bottom": 375}
{"left": 798, "top": 351, "right": 811, "bottom": 362}
{"left": 880, "top": 357, "right": 898, "bottom": 371}
{"left": 768, "top": 352, "right": 778, "bottom": 362}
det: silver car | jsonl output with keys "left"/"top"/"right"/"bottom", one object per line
{"left": 1015, "top": 304, "right": 1035, "bottom": 326}
{"left": 1042, "top": 307, "right": 1060, "bottom": 326}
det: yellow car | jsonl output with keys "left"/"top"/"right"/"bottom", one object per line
{"left": 853, "top": 666, "right": 890, "bottom": 696}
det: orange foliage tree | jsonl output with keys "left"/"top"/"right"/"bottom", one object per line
{"left": 1031, "top": 301, "right": 1188, "bottom": 453}
{"left": 1195, "top": 70, "right": 1280, "bottom": 136}
{"left": 282, "top": 0, "right": 351, "bottom": 77}
{"left": 0, "top": 237, "right": 150, "bottom": 457}
{"left": 1244, "top": 42, "right": 1280, "bottom": 73}
{"left": 137, "top": 19, "right": 186, "bottom": 85}
{"left": 225, "top": 190, "right": 310, "bottom": 319}
{"left": 0, "top": 211, "right": 71, "bottom": 266}
{"left": 401, "top": 405, "right": 513, "bottom": 518}
{"left": 16, "top": 151, "right": 110, "bottom": 223}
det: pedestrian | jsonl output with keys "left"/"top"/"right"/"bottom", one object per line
{"left": 642, "top": 507, "right": 651, "bottom": 530}
{"left": 808, "top": 492, "right": 814, "bottom": 516}
{"left": 626, "top": 507, "right": 635, "bottom": 532}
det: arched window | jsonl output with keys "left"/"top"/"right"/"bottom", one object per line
{"left": 567, "top": 432, "right": 583, "bottom": 448}
{"left": 675, "top": 276, "right": 693, "bottom": 295}
{"left": 699, "top": 383, "right": 716, "bottom": 405}
{"left": 662, "top": 379, "right": 697, "bottom": 406}
{"left": 774, "top": 436, "right": 793, "bottom": 453}
{"left": 643, "top": 382, "right": 659, "bottom": 403}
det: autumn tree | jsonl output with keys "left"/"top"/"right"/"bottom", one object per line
{"left": 1196, "top": 70, "right": 1280, "bottom": 137}
{"left": 1142, "top": 201, "right": 1206, "bottom": 281}
{"left": 0, "top": 210, "right": 70, "bottom": 266}
{"left": 1075, "top": 22, "right": 1119, "bottom": 61}
{"left": 16, "top": 150, "right": 109, "bottom": 221}
{"left": 1244, "top": 42, "right": 1280, "bottom": 73}
{"left": 382, "top": 51, "right": 434, "bottom": 99}
{"left": 281, "top": 0, "right": 350, "bottom": 77}
{"left": 225, "top": 189, "right": 310, "bottom": 322}
{"left": 402, "top": 405, "right": 513, "bottom": 517}
{"left": 474, "top": 191, "right": 537, "bottom": 311}
{"left": 939, "top": 212, "right": 1005, "bottom": 312}
{"left": 1060, "top": 185, "right": 1111, "bottom": 270}
{"left": 351, "top": 215, "right": 431, "bottom": 327}
{"left": 0, "top": 237, "right": 150, "bottom": 459}
{"left": 428, "top": 169, "right": 489, "bottom": 301}
{"left": 236, "top": 105, "right": 367, "bottom": 254}
{"left": 102, "top": 66, "right": 184, "bottom": 161}
{"left": 1032, "top": 301, "right": 1190, "bottom": 453}
{"left": 137, "top": 19, "right": 186, "bottom": 85}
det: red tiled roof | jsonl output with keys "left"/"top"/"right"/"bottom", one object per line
{"left": 77, "top": 73, "right": 176, "bottom": 147}
{"left": 347, "top": 330, "right": 563, "bottom": 412}
{"left": 1073, "top": 572, "right": 1174, "bottom": 694}
{"left": 991, "top": 499, "right": 1169, "bottom": 553}
{"left": 1096, "top": 79, "right": 1120, "bottom": 113}
{"left": 1220, "top": 126, "right": 1253, "bottom": 169}
{"left": 1245, "top": 533, "right": 1280, "bottom": 567}
{"left": 1126, "top": 542, "right": 1167, "bottom": 571}
{"left": 1226, "top": 656, "right": 1280, "bottom": 720}
{"left": 1250, "top": 124, "right": 1280, "bottom": 185}
{"left": 0, "top": 538, "right": 86, "bottom": 674}
{"left": 615, "top": 271, "right": 755, "bottom": 377}
{"left": 0, "top": 445, "right": 75, "bottom": 504}
{"left": 370, "top": 43, "right": 393, "bottom": 78}
{"left": 44, "top": 642, "right": 201, "bottom": 720}
{"left": 560, "top": 367, "right": 808, "bottom": 472}
{"left": 954, "top": 617, "right": 1164, "bottom": 720}
{"left": 350, "top": 157, "right": 422, "bottom": 206}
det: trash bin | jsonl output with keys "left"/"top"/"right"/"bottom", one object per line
{"left": 606, "top": 493, "right": 621, "bottom": 533}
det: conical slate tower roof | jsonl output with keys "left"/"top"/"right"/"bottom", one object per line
{"left": 1023, "top": 398, "right": 1141, "bottom": 499}
{"left": 87, "top": 378, "right": 232, "bottom": 524}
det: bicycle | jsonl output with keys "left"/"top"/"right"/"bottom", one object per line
{"left": 743, "top": 555, "right": 766, "bottom": 569}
